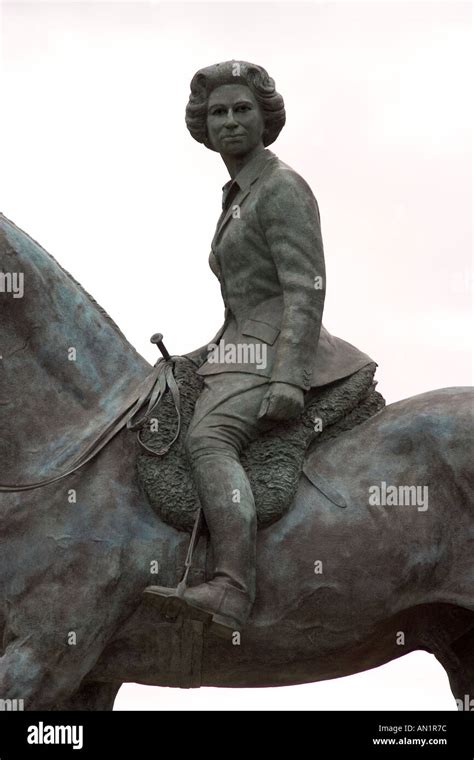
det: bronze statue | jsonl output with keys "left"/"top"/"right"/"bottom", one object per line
{"left": 0, "top": 62, "right": 471, "bottom": 712}
{"left": 144, "top": 61, "right": 374, "bottom": 635}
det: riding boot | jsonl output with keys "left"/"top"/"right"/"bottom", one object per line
{"left": 181, "top": 453, "right": 257, "bottom": 633}
{"left": 145, "top": 452, "right": 257, "bottom": 637}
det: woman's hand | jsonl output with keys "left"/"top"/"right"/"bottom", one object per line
{"left": 258, "top": 382, "right": 304, "bottom": 422}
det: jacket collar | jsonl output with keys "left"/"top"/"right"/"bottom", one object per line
{"left": 214, "top": 148, "right": 277, "bottom": 246}
{"left": 222, "top": 148, "right": 276, "bottom": 205}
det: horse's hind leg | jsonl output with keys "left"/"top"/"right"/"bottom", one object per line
{"left": 52, "top": 680, "right": 122, "bottom": 711}
{"left": 444, "top": 625, "right": 474, "bottom": 710}
{"left": 433, "top": 623, "right": 474, "bottom": 709}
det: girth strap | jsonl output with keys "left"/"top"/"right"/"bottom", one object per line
{"left": 0, "top": 357, "right": 181, "bottom": 493}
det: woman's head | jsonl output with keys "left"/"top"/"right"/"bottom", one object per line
{"left": 185, "top": 60, "right": 286, "bottom": 155}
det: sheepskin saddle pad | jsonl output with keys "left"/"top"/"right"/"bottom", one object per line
{"left": 136, "top": 358, "right": 385, "bottom": 533}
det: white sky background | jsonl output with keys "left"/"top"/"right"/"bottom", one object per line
{"left": 0, "top": 0, "right": 471, "bottom": 710}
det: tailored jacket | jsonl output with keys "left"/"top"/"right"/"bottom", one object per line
{"left": 193, "top": 149, "right": 374, "bottom": 391}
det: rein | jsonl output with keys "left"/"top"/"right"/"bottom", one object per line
{"left": 0, "top": 335, "right": 181, "bottom": 493}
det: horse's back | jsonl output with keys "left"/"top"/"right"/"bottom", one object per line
{"left": 304, "top": 386, "right": 473, "bottom": 490}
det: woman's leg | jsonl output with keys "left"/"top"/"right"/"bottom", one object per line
{"left": 180, "top": 373, "right": 270, "bottom": 634}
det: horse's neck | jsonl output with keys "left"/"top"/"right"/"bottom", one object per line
{"left": 0, "top": 214, "right": 151, "bottom": 483}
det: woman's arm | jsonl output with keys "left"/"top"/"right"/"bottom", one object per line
{"left": 258, "top": 168, "right": 326, "bottom": 391}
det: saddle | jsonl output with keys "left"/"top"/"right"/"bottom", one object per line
{"left": 135, "top": 357, "right": 385, "bottom": 532}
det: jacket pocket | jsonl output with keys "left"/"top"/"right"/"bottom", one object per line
{"left": 242, "top": 318, "right": 280, "bottom": 345}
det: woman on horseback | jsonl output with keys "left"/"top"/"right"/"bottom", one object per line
{"left": 145, "top": 60, "right": 373, "bottom": 636}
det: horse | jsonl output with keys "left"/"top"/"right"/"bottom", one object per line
{"left": 0, "top": 214, "right": 472, "bottom": 710}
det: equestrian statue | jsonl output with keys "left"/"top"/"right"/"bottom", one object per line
{"left": 0, "top": 61, "right": 472, "bottom": 710}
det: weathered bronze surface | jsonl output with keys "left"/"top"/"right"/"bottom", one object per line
{"left": 0, "top": 60, "right": 472, "bottom": 710}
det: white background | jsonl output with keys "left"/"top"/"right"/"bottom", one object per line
{"left": 0, "top": 0, "right": 471, "bottom": 710}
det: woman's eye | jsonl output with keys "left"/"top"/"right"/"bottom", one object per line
{"left": 236, "top": 105, "right": 251, "bottom": 112}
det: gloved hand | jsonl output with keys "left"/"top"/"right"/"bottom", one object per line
{"left": 257, "top": 382, "right": 304, "bottom": 422}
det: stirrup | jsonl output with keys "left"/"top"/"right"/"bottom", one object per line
{"left": 143, "top": 506, "right": 202, "bottom": 617}
{"left": 144, "top": 585, "right": 238, "bottom": 640}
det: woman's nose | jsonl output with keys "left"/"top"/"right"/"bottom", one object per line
{"left": 224, "top": 108, "right": 238, "bottom": 126}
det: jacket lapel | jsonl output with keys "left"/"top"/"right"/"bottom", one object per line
{"left": 211, "top": 184, "right": 252, "bottom": 249}
{"left": 211, "top": 149, "right": 277, "bottom": 250}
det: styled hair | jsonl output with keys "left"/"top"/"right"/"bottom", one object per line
{"left": 185, "top": 60, "right": 286, "bottom": 150}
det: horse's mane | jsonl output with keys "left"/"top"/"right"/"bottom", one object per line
{"left": 0, "top": 213, "right": 151, "bottom": 485}
{"left": 53, "top": 252, "right": 138, "bottom": 351}
{"left": 15, "top": 219, "right": 141, "bottom": 355}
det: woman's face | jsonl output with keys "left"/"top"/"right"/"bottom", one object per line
{"left": 206, "top": 83, "right": 264, "bottom": 157}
